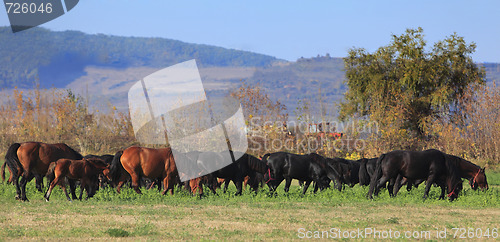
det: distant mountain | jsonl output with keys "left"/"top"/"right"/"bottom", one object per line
{"left": 0, "top": 27, "right": 279, "bottom": 89}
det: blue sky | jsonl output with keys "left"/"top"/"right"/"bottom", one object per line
{"left": 1, "top": 0, "right": 499, "bottom": 62}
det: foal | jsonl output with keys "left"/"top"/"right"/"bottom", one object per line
{"left": 45, "top": 158, "right": 110, "bottom": 201}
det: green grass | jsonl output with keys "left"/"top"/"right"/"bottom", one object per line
{"left": 0, "top": 170, "right": 498, "bottom": 240}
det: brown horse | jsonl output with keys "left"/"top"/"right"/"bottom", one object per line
{"left": 444, "top": 154, "right": 488, "bottom": 191}
{"left": 5, "top": 142, "right": 83, "bottom": 201}
{"left": 106, "top": 146, "right": 179, "bottom": 195}
{"left": 44, "top": 158, "right": 110, "bottom": 201}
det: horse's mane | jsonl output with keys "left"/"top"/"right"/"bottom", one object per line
{"left": 59, "top": 143, "right": 83, "bottom": 160}
{"left": 246, "top": 154, "right": 268, "bottom": 173}
{"left": 444, "top": 153, "right": 463, "bottom": 186}
{"left": 85, "top": 157, "right": 109, "bottom": 169}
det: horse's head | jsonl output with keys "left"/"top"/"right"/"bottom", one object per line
{"left": 470, "top": 168, "right": 488, "bottom": 191}
{"left": 101, "top": 166, "right": 112, "bottom": 180}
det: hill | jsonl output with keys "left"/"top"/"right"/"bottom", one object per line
{"left": 0, "top": 27, "right": 278, "bottom": 89}
{"left": 1, "top": 27, "right": 499, "bottom": 121}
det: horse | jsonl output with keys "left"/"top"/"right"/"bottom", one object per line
{"left": 186, "top": 174, "right": 219, "bottom": 197}
{"left": 444, "top": 154, "right": 488, "bottom": 191}
{"left": 359, "top": 157, "right": 425, "bottom": 192}
{"left": 200, "top": 152, "right": 268, "bottom": 195}
{"left": 382, "top": 153, "right": 487, "bottom": 196}
{"left": 105, "top": 146, "right": 179, "bottom": 195}
{"left": 83, "top": 154, "right": 114, "bottom": 189}
{"left": 263, "top": 152, "right": 342, "bottom": 194}
{"left": 44, "top": 158, "right": 110, "bottom": 201}
{"left": 4, "top": 142, "right": 83, "bottom": 201}
{"left": 324, "top": 157, "right": 361, "bottom": 188}
{"left": 367, "top": 149, "right": 463, "bottom": 201}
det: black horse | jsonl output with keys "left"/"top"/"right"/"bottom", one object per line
{"left": 198, "top": 151, "right": 268, "bottom": 195}
{"left": 263, "top": 152, "right": 342, "bottom": 194}
{"left": 359, "top": 157, "right": 425, "bottom": 193}
{"left": 367, "top": 149, "right": 463, "bottom": 201}
{"left": 325, "top": 158, "right": 363, "bottom": 187}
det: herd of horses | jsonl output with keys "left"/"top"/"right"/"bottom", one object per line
{"left": 1, "top": 141, "right": 489, "bottom": 202}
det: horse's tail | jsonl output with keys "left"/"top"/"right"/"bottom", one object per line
{"left": 4, "top": 143, "right": 22, "bottom": 179}
{"left": 324, "top": 159, "right": 343, "bottom": 191}
{"left": 45, "top": 162, "right": 57, "bottom": 182}
{"left": 358, "top": 158, "right": 370, "bottom": 186}
{"left": 261, "top": 153, "right": 271, "bottom": 164}
{"left": 0, "top": 161, "right": 8, "bottom": 182}
{"left": 367, "top": 154, "right": 385, "bottom": 199}
{"left": 1, "top": 161, "right": 6, "bottom": 182}
{"left": 109, "top": 150, "right": 124, "bottom": 182}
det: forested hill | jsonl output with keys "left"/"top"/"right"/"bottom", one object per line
{"left": 0, "top": 27, "right": 279, "bottom": 88}
{"left": 0, "top": 27, "right": 498, "bottom": 118}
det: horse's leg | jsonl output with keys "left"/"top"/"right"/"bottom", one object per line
{"left": 438, "top": 184, "right": 446, "bottom": 200}
{"left": 116, "top": 180, "right": 125, "bottom": 193}
{"left": 284, "top": 178, "right": 292, "bottom": 193}
{"left": 302, "top": 180, "right": 311, "bottom": 195}
{"left": 44, "top": 176, "right": 61, "bottom": 202}
{"left": 405, "top": 180, "right": 413, "bottom": 192}
{"left": 61, "top": 184, "right": 72, "bottom": 202}
{"left": 209, "top": 181, "right": 217, "bottom": 194}
{"left": 387, "top": 178, "right": 396, "bottom": 197}
{"left": 19, "top": 172, "right": 31, "bottom": 201}
{"left": 78, "top": 181, "right": 86, "bottom": 200}
{"left": 130, "top": 174, "right": 142, "bottom": 194}
{"left": 169, "top": 176, "right": 176, "bottom": 195}
{"left": 223, "top": 179, "right": 230, "bottom": 193}
{"left": 162, "top": 177, "right": 169, "bottom": 195}
{"left": 374, "top": 175, "right": 391, "bottom": 197}
{"left": 13, "top": 173, "right": 22, "bottom": 200}
{"left": 157, "top": 178, "right": 162, "bottom": 192}
{"left": 235, "top": 179, "right": 243, "bottom": 196}
{"left": 313, "top": 182, "right": 319, "bottom": 193}
{"left": 392, "top": 175, "right": 403, "bottom": 197}
{"left": 35, "top": 175, "right": 44, "bottom": 193}
{"left": 423, "top": 174, "right": 436, "bottom": 200}
{"left": 68, "top": 179, "right": 78, "bottom": 200}
{"left": 162, "top": 175, "right": 177, "bottom": 195}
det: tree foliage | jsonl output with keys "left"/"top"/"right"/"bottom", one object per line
{"left": 340, "top": 28, "right": 486, "bottom": 140}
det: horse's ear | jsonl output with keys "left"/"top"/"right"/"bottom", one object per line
{"left": 481, "top": 167, "right": 485, "bottom": 172}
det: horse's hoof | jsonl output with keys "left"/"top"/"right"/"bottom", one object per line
{"left": 15, "top": 195, "right": 21, "bottom": 200}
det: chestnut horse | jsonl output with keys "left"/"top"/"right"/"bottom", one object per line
{"left": 444, "top": 154, "right": 488, "bottom": 191}
{"left": 5, "top": 142, "right": 83, "bottom": 201}
{"left": 44, "top": 158, "right": 110, "bottom": 201}
{"left": 106, "top": 146, "right": 179, "bottom": 195}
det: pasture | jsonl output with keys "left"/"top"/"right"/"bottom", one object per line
{"left": 0, "top": 169, "right": 498, "bottom": 240}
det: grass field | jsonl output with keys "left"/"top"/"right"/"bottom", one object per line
{"left": 0, "top": 171, "right": 499, "bottom": 240}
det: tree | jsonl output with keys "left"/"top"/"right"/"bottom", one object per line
{"left": 339, "top": 28, "right": 485, "bottom": 142}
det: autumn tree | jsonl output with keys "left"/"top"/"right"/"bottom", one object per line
{"left": 340, "top": 28, "right": 486, "bottom": 146}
